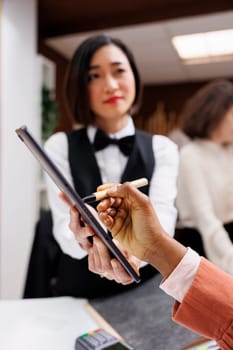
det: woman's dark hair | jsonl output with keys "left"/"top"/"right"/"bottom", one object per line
{"left": 65, "top": 34, "right": 142, "bottom": 126}
{"left": 180, "top": 79, "right": 233, "bottom": 139}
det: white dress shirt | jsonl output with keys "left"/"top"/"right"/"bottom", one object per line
{"left": 176, "top": 140, "right": 233, "bottom": 275}
{"left": 160, "top": 247, "right": 201, "bottom": 303}
{"left": 44, "top": 116, "right": 179, "bottom": 259}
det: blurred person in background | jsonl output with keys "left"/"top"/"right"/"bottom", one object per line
{"left": 175, "top": 79, "right": 233, "bottom": 274}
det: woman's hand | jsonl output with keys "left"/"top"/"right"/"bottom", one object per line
{"left": 59, "top": 192, "right": 95, "bottom": 252}
{"left": 97, "top": 182, "right": 187, "bottom": 278}
{"left": 97, "top": 182, "right": 163, "bottom": 263}
{"left": 89, "top": 236, "right": 140, "bottom": 284}
{"left": 60, "top": 182, "right": 186, "bottom": 280}
{"left": 59, "top": 191, "right": 140, "bottom": 284}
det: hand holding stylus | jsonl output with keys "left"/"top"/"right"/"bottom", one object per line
{"left": 82, "top": 178, "right": 148, "bottom": 203}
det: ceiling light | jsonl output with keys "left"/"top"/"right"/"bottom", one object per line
{"left": 172, "top": 29, "right": 233, "bottom": 64}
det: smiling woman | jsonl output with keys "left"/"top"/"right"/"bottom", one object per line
{"left": 65, "top": 35, "right": 141, "bottom": 128}
{"left": 25, "top": 34, "right": 179, "bottom": 299}
{"left": 87, "top": 44, "right": 136, "bottom": 132}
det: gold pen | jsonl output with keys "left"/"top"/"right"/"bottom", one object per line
{"left": 82, "top": 177, "right": 148, "bottom": 203}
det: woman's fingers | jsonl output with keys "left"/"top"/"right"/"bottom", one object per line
{"left": 59, "top": 192, "right": 74, "bottom": 207}
{"left": 89, "top": 236, "right": 137, "bottom": 285}
{"left": 89, "top": 237, "right": 114, "bottom": 280}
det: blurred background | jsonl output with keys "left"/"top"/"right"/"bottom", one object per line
{"left": 0, "top": 0, "right": 232, "bottom": 299}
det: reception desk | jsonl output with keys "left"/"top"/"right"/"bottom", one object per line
{"left": 91, "top": 273, "right": 200, "bottom": 350}
{"left": 0, "top": 274, "right": 200, "bottom": 350}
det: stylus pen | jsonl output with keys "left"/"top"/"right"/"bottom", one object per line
{"left": 82, "top": 177, "right": 148, "bottom": 203}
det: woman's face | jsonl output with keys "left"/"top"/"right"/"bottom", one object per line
{"left": 211, "top": 105, "right": 233, "bottom": 144}
{"left": 87, "top": 44, "right": 136, "bottom": 129}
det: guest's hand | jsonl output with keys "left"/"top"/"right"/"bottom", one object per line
{"left": 97, "top": 182, "right": 162, "bottom": 263}
{"left": 97, "top": 182, "right": 186, "bottom": 278}
{"left": 59, "top": 191, "right": 140, "bottom": 284}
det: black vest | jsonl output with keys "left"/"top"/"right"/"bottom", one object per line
{"left": 66, "top": 128, "right": 155, "bottom": 198}
{"left": 23, "top": 127, "right": 157, "bottom": 298}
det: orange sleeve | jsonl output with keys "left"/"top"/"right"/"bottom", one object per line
{"left": 172, "top": 258, "right": 233, "bottom": 350}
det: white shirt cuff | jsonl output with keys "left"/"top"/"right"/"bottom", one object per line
{"left": 160, "top": 247, "right": 201, "bottom": 303}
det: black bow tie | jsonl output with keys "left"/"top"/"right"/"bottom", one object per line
{"left": 93, "top": 129, "right": 135, "bottom": 156}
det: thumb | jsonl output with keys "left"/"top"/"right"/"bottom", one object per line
{"left": 107, "top": 182, "right": 148, "bottom": 204}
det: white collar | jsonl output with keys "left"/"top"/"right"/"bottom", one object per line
{"left": 87, "top": 116, "right": 135, "bottom": 143}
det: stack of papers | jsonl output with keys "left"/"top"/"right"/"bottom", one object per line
{"left": 0, "top": 297, "right": 99, "bottom": 350}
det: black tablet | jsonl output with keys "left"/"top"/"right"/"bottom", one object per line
{"left": 15, "top": 126, "right": 141, "bottom": 283}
